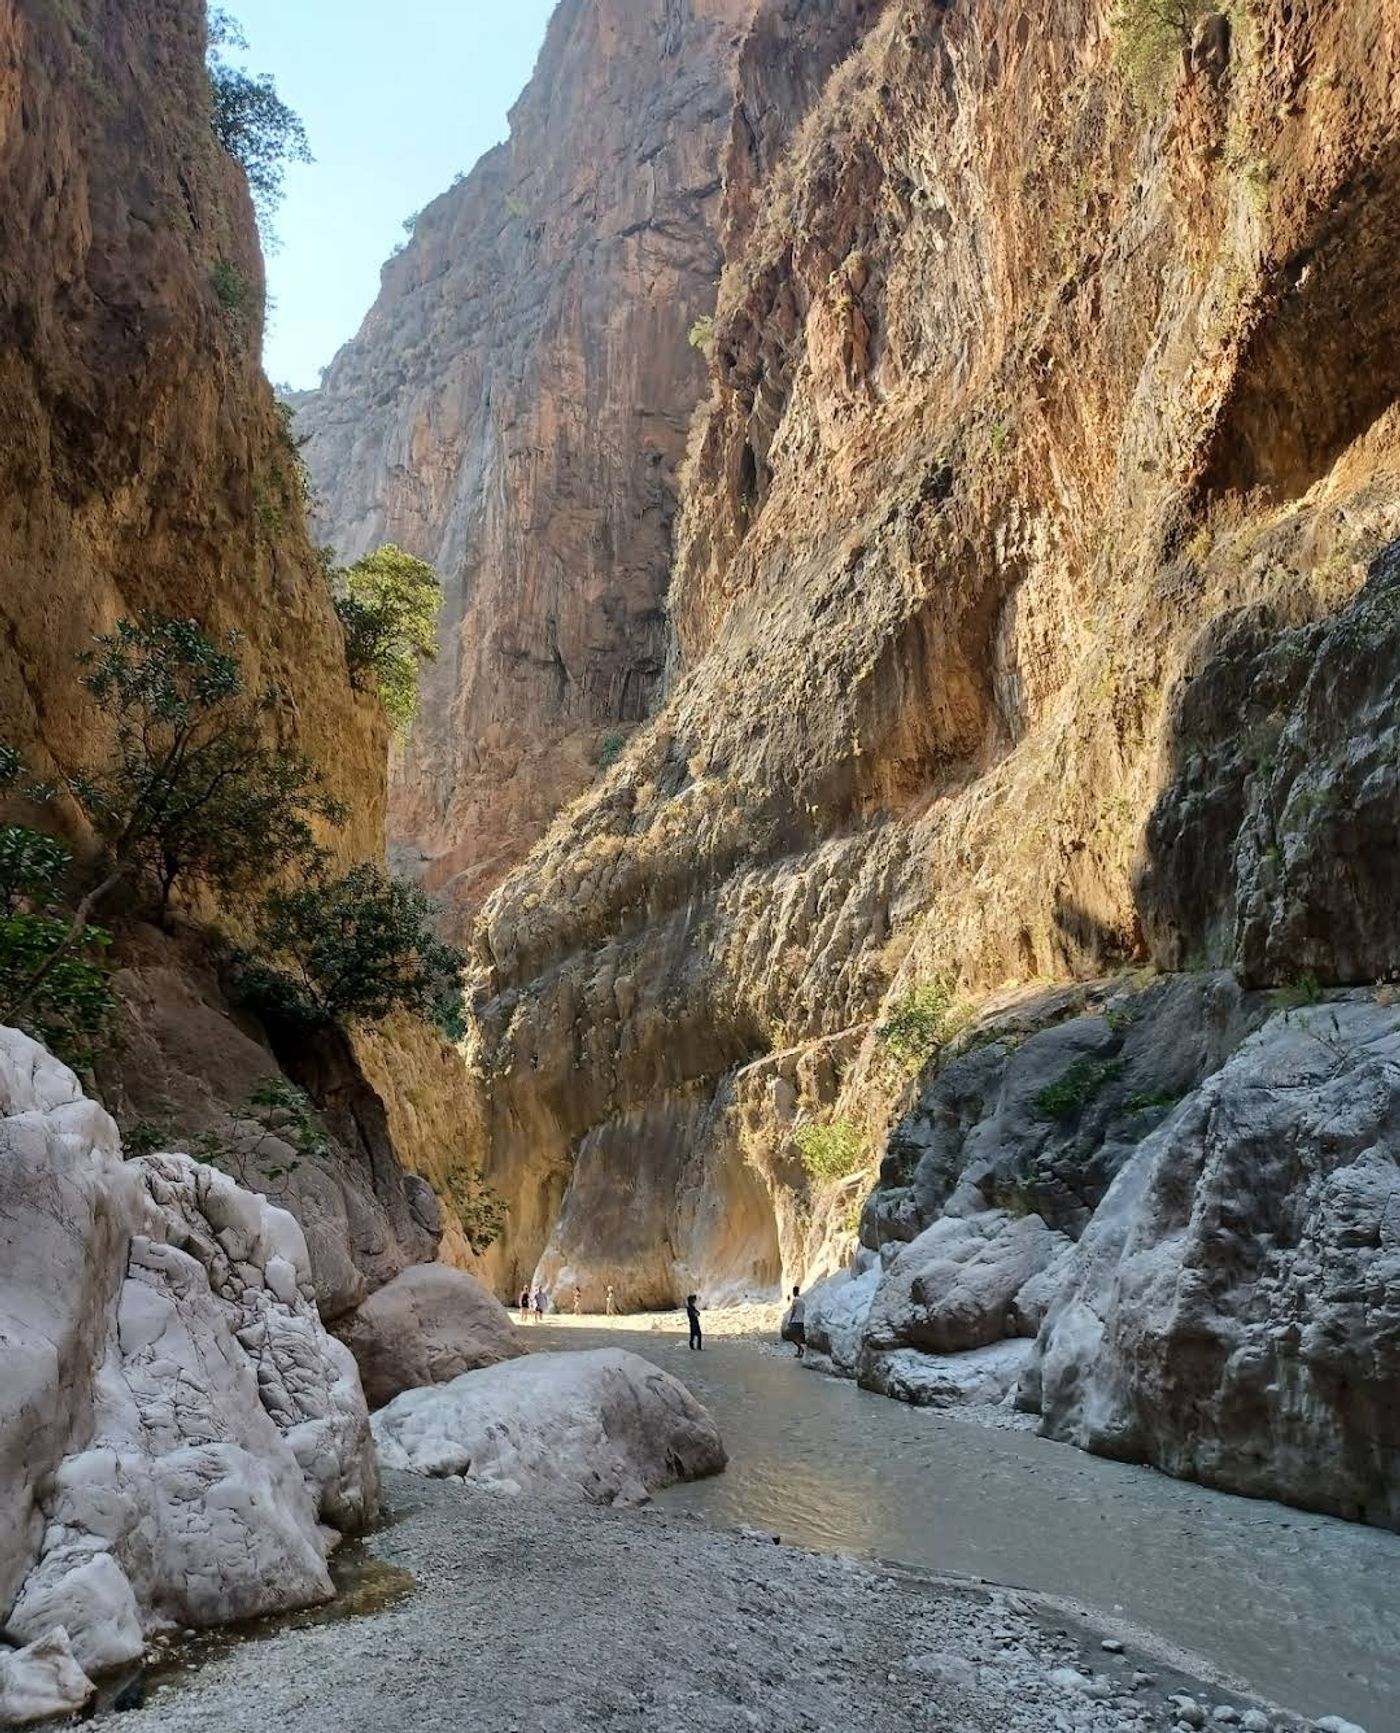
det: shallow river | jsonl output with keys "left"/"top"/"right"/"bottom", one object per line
{"left": 534, "top": 1324, "right": 1399, "bottom": 1729}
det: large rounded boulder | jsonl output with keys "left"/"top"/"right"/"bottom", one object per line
{"left": 373, "top": 1347, "right": 726, "bottom": 1504}
{"left": 335, "top": 1263, "right": 525, "bottom": 1408}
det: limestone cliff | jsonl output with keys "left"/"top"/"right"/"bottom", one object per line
{"left": 297, "top": 0, "right": 756, "bottom": 931}
{"left": 0, "top": 0, "right": 478, "bottom": 1311}
{"left": 461, "top": 0, "right": 1400, "bottom": 1318}
{"left": 0, "top": 0, "right": 383, "bottom": 852}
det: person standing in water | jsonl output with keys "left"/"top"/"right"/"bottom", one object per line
{"left": 787, "top": 1284, "right": 807, "bottom": 1359}
{"left": 572, "top": 1285, "right": 582, "bottom": 1316}
{"left": 686, "top": 1292, "right": 703, "bottom": 1351}
{"left": 518, "top": 1285, "right": 531, "bottom": 1319}
{"left": 605, "top": 1284, "right": 616, "bottom": 1316}
{"left": 533, "top": 1284, "right": 549, "bottom": 1320}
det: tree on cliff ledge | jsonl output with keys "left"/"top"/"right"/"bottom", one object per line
{"left": 207, "top": 8, "right": 312, "bottom": 232}
{"left": 329, "top": 546, "right": 442, "bottom": 733}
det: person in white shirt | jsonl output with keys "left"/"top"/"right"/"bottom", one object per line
{"left": 787, "top": 1285, "right": 807, "bottom": 1358}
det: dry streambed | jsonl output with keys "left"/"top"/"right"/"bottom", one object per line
{"left": 120, "top": 1473, "right": 1313, "bottom": 1733}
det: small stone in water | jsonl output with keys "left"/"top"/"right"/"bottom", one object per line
{"left": 1101, "top": 1638, "right": 1125, "bottom": 1654}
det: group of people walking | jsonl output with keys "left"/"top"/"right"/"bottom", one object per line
{"left": 516, "top": 1281, "right": 617, "bottom": 1319}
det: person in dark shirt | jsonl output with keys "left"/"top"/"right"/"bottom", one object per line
{"left": 685, "top": 1292, "right": 703, "bottom": 1351}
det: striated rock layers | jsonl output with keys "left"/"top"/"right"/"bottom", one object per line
{"left": 452, "top": 0, "right": 1400, "bottom": 1335}
{"left": 0, "top": 1027, "right": 377, "bottom": 1706}
{"left": 0, "top": 0, "right": 383, "bottom": 855}
{"left": 297, "top": 0, "right": 758, "bottom": 928}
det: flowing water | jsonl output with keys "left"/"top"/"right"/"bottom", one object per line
{"left": 534, "top": 1323, "right": 1400, "bottom": 1729}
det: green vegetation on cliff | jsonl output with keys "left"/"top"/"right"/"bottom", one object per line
{"left": 0, "top": 620, "right": 464, "bottom": 1066}
{"left": 328, "top": 546, "right": 442, "bottom": 732}
{"left": 207, "top": 8, "right": 312, "bottom": 231}
{"left": 0, "top": 748, "right": 114, "bottom": 1065}
{"left": 237, "top": 863, "right": 466, "bottom": 1040}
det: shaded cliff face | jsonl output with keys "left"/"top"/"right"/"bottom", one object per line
{"left": 0, "top": 0, "right": 383, "bottom": 855}
{"left": 468, "top": 0, "right": 1400, "bottom": 1303}
{"left": 0, "top": 0, "right": 483, "bottom": 1310}
{"left": 297, "top": 0, "right": 755, "bottom": 929}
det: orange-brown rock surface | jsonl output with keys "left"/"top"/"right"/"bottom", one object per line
{"left": 297, "top": 0, "right": 757, "bottom": 931}
{"left": 0, "top": 0, "right": 383, "bottom": 857}
{"left": 458, "top": 0, "right": 1400, "bottom": 1304}
{"left": 0, "top": 0, "right": 480, "bottom": 1311}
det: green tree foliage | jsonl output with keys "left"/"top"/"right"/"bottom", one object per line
{"left": 1032, "top": 1057, "right": 1127, "bottom": 1122}
{"left": 238, "top": 863, "right": 466, "bottom": 1038}
{"left": 207, "top": 8, "right": 312, "bottom": 232}
{"left": 66, "top": 618, "right": 344, "bottom": 919}
{"left": 191, "top": 1075, "right": 330, "bottom": 1195}
{"left": 0, "top": 754, "right": 114, "bottom": 1064}
{"left": 329, "top": 546, "right": 442, "bottom": 732}
{"left": 1111, "top": 0, "right": 1210, "bottom": 97}
{"left": 875, "top": 977, "right": 963, "bottom": 1073}
{"left": 440, "top": 1162, "right": 508, "bottom": 1251}
{"left": 793, "top": 1118, "right": 866, "bottom": 1183}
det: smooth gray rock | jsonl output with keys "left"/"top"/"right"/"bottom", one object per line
{"left": 373, "top": 1347, "right": 726, "bottom": 1504}
{"left": 1033, "top": 1002, "right": 1400, "bottom": 1526}
{"left": 0, "top": 1629, "right": 94, "bottom": 1724}
{"left": 862, "top": 1210, "right": 1073, "bottom": 1357}
{"left": 334, "top": 1262, "right": 525, "bottom": 1408}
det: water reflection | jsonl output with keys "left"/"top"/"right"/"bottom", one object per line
{"left": 533, "top": 1325, "right": 1400, "bottom": 1728}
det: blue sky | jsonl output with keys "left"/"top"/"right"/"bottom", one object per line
{"left": 225, "top": 1, "right": 556, "bottom": 390}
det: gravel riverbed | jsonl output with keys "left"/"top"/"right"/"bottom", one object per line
{"left": 121, "top": 1472, "right": 1315, "bottom": 1733}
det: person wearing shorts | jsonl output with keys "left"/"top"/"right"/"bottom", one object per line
{"left": 787, "top": 1285, "right": 807, "bottom": 1358}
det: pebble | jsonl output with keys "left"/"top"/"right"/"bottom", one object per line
{"left": 1169, "top": 1700, "right": 1207, "bottom": 1730}
{"left": 1132, "top": 1673, "right": 1157, "bottom": 1689}
{"left": 1315, "top": 1719, "right": 1367, "bottom": 1733}
{"left": 1211, "top": 1712, "right": 1239, "bottom": 1726}
{"left": 1101, "top": 1639, "right": 1125, "bottom": 1654}
{"left": 1238, "top": 1716, "right": 1271, "bottom": 1733}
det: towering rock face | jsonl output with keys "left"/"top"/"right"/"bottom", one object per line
{"left": 0, "top": 0, "right": 383, "bottom": 854}
{"left": 463, "top": 0, "right": 1400, "bottom": 1309}
{"left": 0, "top": 0, "right": 482, "bottom": 1308}
{"left": 298, "top": 0, "right": 755, "bottom": 928}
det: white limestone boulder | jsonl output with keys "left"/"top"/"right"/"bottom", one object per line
{"left": 0, "top": 1027, "right": 379, "bottom": 1699}
{"left": 0, "top": 1629, "right": 94, "bottom": 1724}
{"left": 335, "top": 1262, "right": 524, "bottom": 1408}
{"left": 1031, "top": 1002, "right": 1400, "bottom": 1526}
{"left": 862, "top": 1209, "right": 1073, "bottom": 1357}
{"left": 373, "top": 1347, "right": 726, "bottom": 1504}
{"left": 861, "top": 1340, "right": 1034, "bottom": 1409}
{"left": 800, "top": 1261, "right": 879, "bottom": 1377}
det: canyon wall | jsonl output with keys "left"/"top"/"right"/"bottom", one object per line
{"left": 297, "top": 0, "right": 757, "bottom": 930}
{"left": 0, "top": 0, "right": 478, "bottom": 1312}
{"left": 459, "top": 0, "right": 1400, "bottom": 1316}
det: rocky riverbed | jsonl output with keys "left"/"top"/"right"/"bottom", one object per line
{"left": 120, "top": 1471, "right": 1315, "bottom": 1733}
